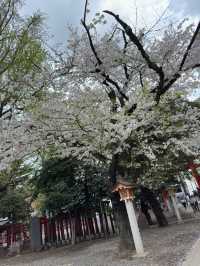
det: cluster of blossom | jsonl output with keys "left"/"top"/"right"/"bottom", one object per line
{"left": 11, "top": 86, "right": 198, "bottom": 186}
{"left": 1, "top": 4, "right": 200, "bottom": 190}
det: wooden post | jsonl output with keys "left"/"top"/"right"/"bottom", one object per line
{"left": 71, "top": 217, "right": 76, "bottom": 245}
{"left": 103, "top": 212, "right": 110, "bottom": 235}
{"left": 80, "top": 215, "right": 86, "bottom": 239}
{"left": 56, "top": 219, "right": 60, "bottom": 243}
{"left": 85, "top": 216, "right": 92, "bottom": 240}
{"left": 109, "top": 214, "right": 115, "bottom": 235}
{"left": 65, "top": 216, "right": 70, "bottom": 241}
{"left": 99, "top": 212, "right": 105, "bottom": 236}
{"left": 52, "top": 219, "right": 57, "bottom": 243}
{"left": 93, "top": 214, "right": 100, "bottom": 237}
{"left": 60, "top": 218, "right": 65, "bottom": 241}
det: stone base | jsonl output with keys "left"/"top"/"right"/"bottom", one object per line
{"left": 132, "top": 251, "right": 148, "bottom": 258}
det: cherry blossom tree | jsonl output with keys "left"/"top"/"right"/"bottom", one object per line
{"left": 47, "top": 2, "right": 200, "bottom": 247}
{"left": 1, "top": 0, "right": 200, "bottom": 250}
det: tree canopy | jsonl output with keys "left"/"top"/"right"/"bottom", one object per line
{"left": 31, "top": 157, "right": 110, "bottom": 215}
{"left": 0, "top": 0, "right": 200, "bottom": 191}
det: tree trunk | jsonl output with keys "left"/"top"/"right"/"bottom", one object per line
{"left": 111, "top": 192, "right": 135, "bottom": 250}
{"left": 142, "top": 210, "right": 154, "bottom": 225}
{"left": 109, "top": 155, "right": 135, "bottom": 251}
{"left": 140, "top": 186, "right": 168, "bottom": 227}
{"left": 109, "top": 214, "right": 115, "bottom": 235}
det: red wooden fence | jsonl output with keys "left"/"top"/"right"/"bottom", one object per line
{"left": 40, "top": 210, "right": 116, "bottom": 247}
{"left": 0, "top": 223, "right": 29, "bottom": 248}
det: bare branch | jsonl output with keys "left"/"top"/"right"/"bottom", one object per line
{"left": 122, "top": 30, "right": 129, "bottom": 81}
{"left": 0, "top": 0, "right": 13, "bottom": 33}
{"left": 81, "top": 20, "right": 103, "bottom": 66}
{"left": 183, "top": 63, "right": 200, "bottom": 72}
{"left": 179, "top": 21, "right": 200, "bottom": 71}
{"left": 81, "top": 4, "right": 129, "bottom": 107}
{"left": 114, "top": 15, "right": 200, "bottom": 103}
{"left": 139, "top": 70, "right": 144, "bottom": 88}
{"left": 107, "top": 25, "right": 118, "bottom": 42}
{"left": 154, "top": 21, "right": 200, "bottom": 102}
{"left": 83, "top": 0, "right": 88, "bottom": 24}
{"left": 103, "top": 10, "right": 165, "bottom": 83}
{"left": 144, "top": 4, "right": 169, "bottom": 37}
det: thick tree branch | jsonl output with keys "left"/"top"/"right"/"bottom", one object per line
{"left": 179, "top": 21, "right": 200, "bottom": 71}
{"left": 81, "top": 1, "right": 102, "bottom": 66}
{"left": 83, "top": 0, "right": 88, "bottom": 24}
{"left": 103, "top": 10, "right": 165, "bottom": 85}
{"left": 122, "top": 30, "right": 130, "bottom": 81}
{"left": 81, "top": 3, "right": 129, "bottom": 107}
{"left": 81, "top": 20, "right": 103, "bottom": 66}
{"left": 154, "top": 22, "right": 200, "bottom": 102}
{"left": 102, "top": 79, "right": 118, "bottom": 109}
{"left": 102, "top": 73, "right": 128, "bottom": 102}
{"left": 155, "top": 73, "right": 181, "bottom": 102}
{"left": 183, "top": 63, "right": 200, "bottom": 72}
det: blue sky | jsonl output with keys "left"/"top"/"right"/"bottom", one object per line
{"left": 21, "top": 0, "right": 200, "bottom": 45}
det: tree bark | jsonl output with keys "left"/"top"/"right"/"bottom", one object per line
{"left": 111, "top": 192, "right": 135, "bottom": 250}
{"left": 109, "top": 154, "right": 135, "bottom": 250}
{"left": 140, "top": 186, "right": 168, "bottom": 227}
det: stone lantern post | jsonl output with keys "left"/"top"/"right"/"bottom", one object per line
{"left": 168, "top": 186, "right": 182, "bottom": 223}
{"left": 113, "top": 180, "right": 144, "bottom": 255}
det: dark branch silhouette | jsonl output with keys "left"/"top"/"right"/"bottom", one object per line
{"left": 103, "top": 10, "right": 200, "bottom": 102}
{"left": 81, "top": 1, "right": 129, "bottom": 107}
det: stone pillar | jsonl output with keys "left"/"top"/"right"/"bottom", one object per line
{"left": 30, "top": 217, "right": 42, "bottom": 251}
{"left": 169, "top": 188, "right": 182, "bottom": 223}
{"left": 125, "top": 199, "right": 144, "bottom": 254}
{"left": 166, "top": 199, "right": 173, "bottom": 212}
{"left": 113, "top": 180, "right": 145, "bottom": 255}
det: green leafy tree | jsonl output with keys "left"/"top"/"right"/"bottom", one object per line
{"left": 0, "top": 191, "right": 30, "bottom": 223}
{"left": 0, "top": 160, "right": 32, "bottom": 222}
{"left": 31, "top": 157, "right": 110, "bottom": 215}
{"left": 0, "top": 0, "right": 48, "bottom": 169}
{"left": 0, "top": 0, "right": 46, "bottom": 119}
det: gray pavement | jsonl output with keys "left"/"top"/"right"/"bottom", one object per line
{"left": 182, "top": 238, "right": 200, "bottom": 266}
{"left": 1, "top": 219, "right": 200, "bottom": 266}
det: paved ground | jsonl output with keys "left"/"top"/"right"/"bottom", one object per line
{"left": 182, "top": 237, "right": 200, "bottom": 266}
{"left": 1, "top": 219, "right": 200, "bottom": 266}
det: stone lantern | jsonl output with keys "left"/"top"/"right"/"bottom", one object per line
{"left": 168, "top": 186, "right": 182, "bottom": 223}
{"left": 113, "top": 180, "right": 134, "bottom": 201}
{"left": 113, "top": 180, "right": 144, "bottom": 255}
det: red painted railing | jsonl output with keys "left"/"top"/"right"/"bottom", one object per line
{"left": 39, "top": 211, "right": 116, "bottom": 247}
{"left": 0, "top": 223, "right": 29, "bottom": 248}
